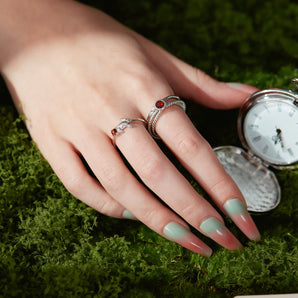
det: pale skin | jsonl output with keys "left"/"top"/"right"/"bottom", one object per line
{"left": 0, "top": 0, "right": 261, "bottom": 256}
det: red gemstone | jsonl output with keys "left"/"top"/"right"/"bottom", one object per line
{"left": 111, "top": 128, "right": 117, "bottom": 136}
{"left": 155, "top": 100, "right": 165, "bottom": 109}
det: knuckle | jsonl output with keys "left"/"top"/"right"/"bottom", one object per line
{"left": 180, "top": 202, "right": 198, "bottom": 218}
{"left": 179, "top": 203, "right": 203, "bottom": 227}
{"left": 123, "top": 62, "right": 166, "bottom": 97}
{"left": 175, "top": 133, "right": 200, "bottom": 157}
{"left": 96, "top": 199, "right": 120, "bottom": 217}
{"left": 142, "top": 208, "right": 159, "bottom": 223}
{"left": 60, "top": 170, "right": 84, "bottom": 196}
{"left": 209, "top": 176, "right": 228, "bottom": 194}
{"left": 208, "top": 174, "right": 241, "bottom": 199}
{"left": 100, "top": 165, "right": 126, "bottom": 193}
{"left": 141, "top": 207, "right": 166, "bottom": 228}
{"left": 174, "top": 131, "right": 211, "bottom": 159}
{"left": 138, "top": 155, "right": 163, "bottom": 182}
{"left": 133, "top": 72, "right": 154, "bottom": 94}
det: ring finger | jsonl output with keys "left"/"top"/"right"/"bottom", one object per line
{"left": 76, "top": 130, "right": 213, "bottom": 257}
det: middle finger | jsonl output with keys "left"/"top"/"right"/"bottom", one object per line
{"left": 116, "top": 123, "right": 243, "bottom": 250}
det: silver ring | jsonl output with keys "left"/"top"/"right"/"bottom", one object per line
{"left": 111, "top": 118, "right": 147, "bottom": 146}
{"left": 147, "top": 95, "right": 186, "bottom": 139}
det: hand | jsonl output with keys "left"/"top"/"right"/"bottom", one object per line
{"left": 0, "top": 0, "right": 260, "bottom": 256}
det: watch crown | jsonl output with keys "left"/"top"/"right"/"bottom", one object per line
{"left": 291, "top": 78, "right": 298, "bottom": 91}
{"left": 291, "top": 78, "right": 298, "bottom": 105}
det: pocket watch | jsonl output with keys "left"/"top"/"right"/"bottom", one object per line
{"left": 214, "top": 78, "right": 298, "bottom": 212}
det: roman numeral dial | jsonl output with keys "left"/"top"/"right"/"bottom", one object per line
{"left": 242, "top": 93, "right": 298, "bottom": 166}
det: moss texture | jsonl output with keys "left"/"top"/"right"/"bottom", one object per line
{"left": 1, "top": 0, "right": 298, "bottom": 297}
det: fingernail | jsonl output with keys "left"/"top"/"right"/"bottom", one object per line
{"left": 200, "top": 217, "right": 242, "bottom": 250}
{"left": 224, "top": 198, "right": 261, "bottom": 241}
{"left": 163, "top": 222, "right": 212, "bottom": 257}
{"left": 123, "top": 210, "right": 137, "bottom": 220}
{"left": 227, "top": 82, "right": 259, "bottom": 93}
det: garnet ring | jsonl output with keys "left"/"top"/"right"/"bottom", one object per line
{"left": 111, "top": 118, "right": 147, "bottom": 147}
{"left": 147, "top": 95, "right": 186, "bottom": 139}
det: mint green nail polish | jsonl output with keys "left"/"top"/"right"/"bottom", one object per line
{"left": 224, "top": 199, "right": 247, "bottom": 217}
{"left": 200, "top": 217, "right": 224, "bottom": 234}
{"left": 227, "top": 82, "right": 243, "bottom": 90}
{"left": 227, "top": 82, "right": 259, "bottom": 93}
{"left": 123, "top": 210, "right": 137, "bottom": 220}
{"left": 163, "top": 222, "right": 189, "bottom": 240}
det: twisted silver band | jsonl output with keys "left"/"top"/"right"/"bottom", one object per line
{"left": 111, "top": 118, "right": 147, "bottom": 146}
{"left": 147, "top": 95, "right": 186, "bottom": 139}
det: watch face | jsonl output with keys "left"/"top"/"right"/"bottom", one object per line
{"left": 241, "top": 91, "right": 298, "bottom": 166}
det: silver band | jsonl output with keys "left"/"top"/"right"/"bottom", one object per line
{"left": 147, "top": 95, "right": 186, "bottom": 139}
{"left": 111, "top": 118, "right": 146, "bottom": 146}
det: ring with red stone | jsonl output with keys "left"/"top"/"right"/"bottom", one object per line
{"left": 111, "top": 118, "right": 147, "bottom": 147}
{"left": 147, "top": 95, "right": 186, "bottom": 139}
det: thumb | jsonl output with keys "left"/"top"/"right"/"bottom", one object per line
{"left": 136, "top": 34, "right": 258, "bottom": 109}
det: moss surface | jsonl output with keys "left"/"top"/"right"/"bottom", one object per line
{"left": 1, "top": 0, "right": 298, "bottom": 297}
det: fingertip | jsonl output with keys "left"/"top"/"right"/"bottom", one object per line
{"left": 184, "top": 78, "right": 259, "bottom": 109}
{"left": 163, "top": 222, "right": 213, "bottom": 257}
{"left": 123, "top": 209, "right": 138, "bottom": 220}
{"left": 200, "top": 217, "right": 243, "bottom": 251}
{"left": 223, "top": 198, "right": 261, "bottom": 242}
{"left": 226, "top": 82, "right": 259, "bottom": 94}
{"left": 199, "top": 81, "right": 259, "bottom": 109}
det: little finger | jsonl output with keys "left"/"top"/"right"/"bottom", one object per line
{"left": 41, "top": 138, "right": 133, "bottom": 219}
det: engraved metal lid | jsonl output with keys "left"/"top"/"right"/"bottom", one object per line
{"left": 214, "top": 79, "right": 298, "bottom": 212}
{"left": 214, "top": 146, "right": 280, "bottom": 212}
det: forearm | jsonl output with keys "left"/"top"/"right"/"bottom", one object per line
{"left": 0, "top": 0, "right": 129, "bottom": 72}
{"left": 0, "top": 0, "right": 48, "bottom": 67}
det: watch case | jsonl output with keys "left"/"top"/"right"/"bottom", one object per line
{"left": 214, "top": 80, "right": 298, "bottom": 212}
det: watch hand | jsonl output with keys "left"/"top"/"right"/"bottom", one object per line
{"left": 273, "top": 128, "right": 285, "bottom": 148}
{"left": 276, "top": 128, "right": 285, "bottom": 148}
{"left": 273, "top": 128, "right": 280, "bottom": 145}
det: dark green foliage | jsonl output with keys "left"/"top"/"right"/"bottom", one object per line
{"left": 84, "top": 0, "right": 298, "bottom": 74}
{"left": 0, "top": 0, "right": 298, "bottom": 297}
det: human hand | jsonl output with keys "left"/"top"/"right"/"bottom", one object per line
{"left": 0, "top": 0, "right": 260, "bottom": 256}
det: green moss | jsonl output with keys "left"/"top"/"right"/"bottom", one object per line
{"left": 1, "top": 0, "right": 298, "bottom": 297}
